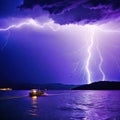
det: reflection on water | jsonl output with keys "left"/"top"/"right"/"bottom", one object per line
{"left": 0, "top": 90, "right": 120, "bottom": 120}
{"left": 81, "top": 91, "right": 119, "bottom": 120}
{"left": 28, "top": 96, "right": 39, "bottom": 117}
{"left": 57, "top": 90, "right": 120, "bottom": 120}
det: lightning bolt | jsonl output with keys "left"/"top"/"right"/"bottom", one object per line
{"left": 0, "top": 18, "right": 60, "bottom": 50}
{"left": 97, "top": 45, "right": 105, "bottom": 81}
{"left": 1, "top": 30, "right": 10, "bottom": 51}
{"left": 85, "top": 27, "right": 95, "bottom": 84}
{"left": 96, "top": 26, "right": 120, "bottom": 81}
{"left": 85, "top": 25, "right": 120, "bottom": 84}
{"left": 0, "top": 18, "right": 60, "bottom": 32}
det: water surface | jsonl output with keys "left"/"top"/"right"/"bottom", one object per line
{"left": 0, "top": 90, "right": 120, "bottom": 120}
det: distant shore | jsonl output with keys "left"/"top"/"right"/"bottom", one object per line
{"left": 72, "top": 81, "right": 120, "bottom": 90}
{"left": 1, "top": 81, "right": 120, "bottom": 90}
{"left": 0, "top": 83, "right": 75, "bottom": 90}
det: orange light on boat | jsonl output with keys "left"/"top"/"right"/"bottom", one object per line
{"left": 32, "top": 89, "right": 37, "bottom": 93}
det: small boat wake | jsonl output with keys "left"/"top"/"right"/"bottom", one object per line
{"left": 0, "top": 95, "right": 28, "bottom": 100}
{"left": 0, "top": 91, "right": 68, "bottom": 100}
{"left": 47, "top": 92, "right": 69, "bottom": 96}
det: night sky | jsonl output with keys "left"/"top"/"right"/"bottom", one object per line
{"left": 0, "top": 0, "right": 120, "bottom": 85}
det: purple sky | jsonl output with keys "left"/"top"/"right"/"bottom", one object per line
{"left": 0, "top": 0, "right": 120, "bottom": 85}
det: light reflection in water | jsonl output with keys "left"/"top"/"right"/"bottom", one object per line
{"left": 82, "top": 91, "right": 108, "bottom": 120}
{"left": 32, "top": 96, "right": 37, "bottom": 100}
{"left": 28, "top": 96, "right": 39, "bottom": 117}
{"left": 67, "top": 91, "right": 115, "bottom": 120}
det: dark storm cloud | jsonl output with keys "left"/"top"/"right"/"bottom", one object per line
{"left": 19, "top": 0, "right": 120, "bottom": 24}
{"left": 85, "top": 0, "right": 120, "bottom": 10}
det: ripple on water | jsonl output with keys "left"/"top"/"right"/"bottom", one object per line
{"left": 59, "top": 103, "right": 86, "bottom": 111}
{"left": 105, "top": 116, "right": 120, "bottom": 120}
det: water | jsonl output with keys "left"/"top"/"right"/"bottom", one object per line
{"left": 0, "top": 90, "right": 120, "bottom": 120}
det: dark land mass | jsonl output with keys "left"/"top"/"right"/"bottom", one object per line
{"left": 72, "top": 81, "right": 120, "bottom": 90}
{"left": 1, "top": 81, "right": 120, "bottom": 90}
{"left": 0, "top": 82, "right": 75, "bottom": 90}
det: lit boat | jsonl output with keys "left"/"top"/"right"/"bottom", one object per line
{"left": 29, "top": 89, "right": 46, "bottom": 97}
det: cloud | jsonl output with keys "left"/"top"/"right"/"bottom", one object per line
{"left": 19, "top": 0, "right": 120, "bottom": 24}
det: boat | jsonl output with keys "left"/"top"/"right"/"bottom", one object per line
{"left": 29, "top": 89, "right": 46, "bottom": 97}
